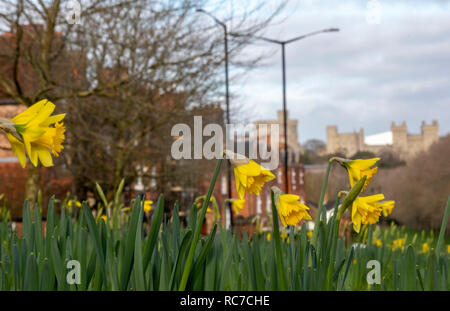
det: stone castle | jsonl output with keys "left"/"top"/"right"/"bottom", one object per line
{"left": 326, "top": 121, "right": 440, "bottom": 160}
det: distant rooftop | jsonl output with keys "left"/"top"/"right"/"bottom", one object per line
{"left": 364, "top": 131, "right": 393, "bottom": 145}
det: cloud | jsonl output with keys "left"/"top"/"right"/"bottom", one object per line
{"left": 233, "top": 0, "right": 450, "bottom": 143}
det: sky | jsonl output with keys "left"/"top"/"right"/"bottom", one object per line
{"left": 229, "top": 0, "right": 450, "bottom": 143}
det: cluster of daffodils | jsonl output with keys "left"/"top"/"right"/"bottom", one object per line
{"left": 224, "top": 150, "right": 312, "bottom": 228}
{"left": 392, "top": 238, "right": 406, "bottom": 252}
{"left": 336, "top": 157, "right": 396, "bottom": 233}
{"left": 0, "top": 99, "right": 65, "bottom": 167}
{"left": 144, "top": 200, "right": 153, "bottom": 213}
{"left": 195, "top": 197, "right": 213, "bottom": 213}
{"left": 223, "top": 150, "right": 396, "bottom": 234}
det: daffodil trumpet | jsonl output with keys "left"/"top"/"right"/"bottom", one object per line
{"left": 0, "top": 99, "right": 66, "bottom": 168}
{"left": 271, "top": 186, "right": 312, "bottom": 227}
{"left": 224, "top": 150, "right": 275, "bottom": 200}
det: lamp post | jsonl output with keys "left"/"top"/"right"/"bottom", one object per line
{"left": 232, "top": 28, "right": 339, "bottom": 193}
{"left": 196, "top": 8, "right": 233, "bottom": 228}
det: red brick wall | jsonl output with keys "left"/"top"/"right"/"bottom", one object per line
{"left": 0, "top": 162, "right": 28, "bottom": 218}
{"left": 0, "top": 162, "right": 72, "bottom": 219}
{"left": 0, "top": 103, "right": 27, "bottom": 157}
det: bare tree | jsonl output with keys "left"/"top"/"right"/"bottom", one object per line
{"left": 0, "top": 0, "right": 287, "bottom": 204}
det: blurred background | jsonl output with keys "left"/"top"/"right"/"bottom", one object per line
{"left": 0, "top": 0, "right": 448, "bottom": 234}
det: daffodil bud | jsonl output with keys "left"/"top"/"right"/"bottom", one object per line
{"left": 0, "top": 117, "right": 23, "bottom": 142}
{"left": 270, "top": 186, "right": 283, "bottom": 205}
{"left": 336, "top": 175, "right": 367, "bottom": 222}
{"left": 223, "top": 149, "right": 250, "bottom": 166}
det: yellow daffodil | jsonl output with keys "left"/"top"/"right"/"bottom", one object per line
{"left": 353, "top": 259, "right": 357, "bottom": 265}
{"left": 225, "top": 150, "right": 275, "bottom": 199}
{"left": 232, "top": 199, "right": 245, "bottom": 214}
{"left": 196, "top": 201, "right": 211, "bottom": 213}
{"left": 447, "top": 245, "right": 450, "bottom": 254}
{"left": 377, "top": 200, "right": 395, "bottom": 217}
{"left": 2, "top": 99, "right": 65, "bottom": 167}
{"left": 307, "top": 230, "right": 313, "bottom": 239}
{"left": 266, "top": 232, "right": 271, "bottom": 241}
{"left": 100, "top": 215, "right": 107, "bottom": 223}
{"left": 392, "top": 238, "right": 405, "bottom": 252}
{"left": 351, "top": 194, "right": 384, "bottom": 233}
{"left": 144, "top": 200, "right": 153, "bottom": 213}
{"left": 342, "top": 158, "right": 379, "bottom": 190}
{"left": 280, "top": 231, "right": 290, "bottom": 243}
{"left": 276, "top": 194, "right": 312, "bottom": 227}
{"left": 68, "top": 200, "right": 82, "bottom": 208}
{"left": 374, "top": 239, "right": 382, "bottom": 247}
{"left": 421, "top": 242, "right": 430, "bottom": 254}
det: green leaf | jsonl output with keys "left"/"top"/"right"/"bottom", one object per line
{"left": 339, "top": 246, "right": 354, "bottom": 290}
{"left": 143, "top": 194, "right": 165, "bottom": 272}
{"left": 119, "top": 196, "right": 142, "bottom": 290}
{"left": 435, "top": 196, "right": 450, "bottom": 256}
{"left": 82, "top": 204, "right": 107, "bottom": 286}
{"left": 133, "top": 204, "right": 145, "bottom": 291}
{"left": 169, "top": 229, "right": 192, "bottom": 290}
{"left": 271, "top": 190, "right": 287, "bottom": 290}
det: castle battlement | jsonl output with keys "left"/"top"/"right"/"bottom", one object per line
{"left": 326, "top": 121, "right": 439, "bottom": 161}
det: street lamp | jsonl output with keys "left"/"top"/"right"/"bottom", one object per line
{"left": 231, "top": 28, "right": 339, "bottom": 193}
{"left": 196, "top": 8, "right": 233, "bottom": 228}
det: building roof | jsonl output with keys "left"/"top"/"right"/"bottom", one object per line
{"left": 364, "top": 131, "right": 393, "bottom": 145}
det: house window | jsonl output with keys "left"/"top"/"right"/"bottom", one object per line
{"left": 299, "top": 170, "right": 304, "bottom": 185}
{"left": 150, "top": 167, "right": 156, "bottom": 188}
{"left": 221, "top": 175, "right": 227, "bottom": 195}
{"left": 225, "top": 207, "right": 231, "bottom": 229}
{"left": 266, "top": 194, "right": 271, "bottom": 214}
{"left": 256, "top": 196, "right": 262, "bottom": 215}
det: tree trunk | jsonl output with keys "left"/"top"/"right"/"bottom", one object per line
{"left": 25, "top": 165, "right": 41, "bottom": 212}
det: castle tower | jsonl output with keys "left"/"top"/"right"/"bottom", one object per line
{"left": 421, "top": 120, "right": 439, "bottom": 150}
{"left": 326, "top": 125, "right": 338, "bottom": 154}
{"left": 359, "top": 128, "right": 364, "bottom": 150}
{"left": 391, "top": 121, "right": 408, "bottom": 157}
{"left": 276, "top": 110, "right": 299, "bottom": 151}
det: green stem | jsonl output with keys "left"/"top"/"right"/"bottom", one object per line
{"left": 271, "top": 190, "right": 287, "bottom": 290}
{"left": 435, "top": 195, "right": 450, "bottom": 257}
{"left": 361, "top": 225, "right": 369, "bottom": 244}
{"left": 327, "top": 192, "right": 344, "bottom": 289}
{"left": 178, "top": 158, "right": 222, "bottom": 291}
{"left": 311, "top": 159, "right": 333, "bottom": 247}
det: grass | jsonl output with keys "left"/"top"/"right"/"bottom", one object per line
{"left": 0, "top": 158, "right": 448, "bottom": 291}
{"left": 0, "top": 193, "right": 448, "bottom": 291}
